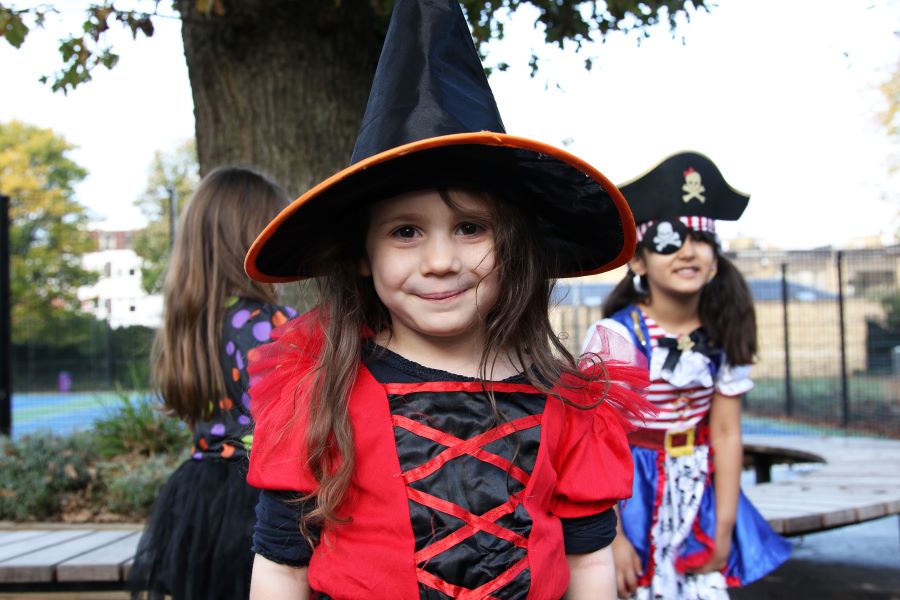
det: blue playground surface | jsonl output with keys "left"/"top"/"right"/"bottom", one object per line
{"left": 10, "top": 391, "right": 148, "bottom": 440}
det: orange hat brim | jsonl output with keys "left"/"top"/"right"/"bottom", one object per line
{"left": 245, "top": 132, "right": 635, "bottom": 283}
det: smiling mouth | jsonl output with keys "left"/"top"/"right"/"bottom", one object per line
{"left": 418, "top": 290, "right": 466, "bottom": 301}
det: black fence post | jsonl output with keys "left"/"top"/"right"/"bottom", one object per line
{"left": 781, "top": 262, "right": 793, "bottom": 417}
{"left": 0, "top": 194, "right": 11, "bottom": 437}
{"left": 837, "top": 250, "right": 850, "bottom": 427}
{"left": 105, "top": 318, "right": 114, "bottom": 389}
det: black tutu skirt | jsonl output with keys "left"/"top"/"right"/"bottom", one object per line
{"left": 129, "top": 458, "right": 260, "bottom": 600}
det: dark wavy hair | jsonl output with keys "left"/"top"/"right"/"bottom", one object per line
{"left": 297, "top": 187, "right": 601, "bottom": 530}
{"left": 602, "top": 231, "right": 757, "bottom": 365}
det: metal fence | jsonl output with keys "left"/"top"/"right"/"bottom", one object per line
{"left": 8, "top": 321, "right": 154, "bottom": 439}
{"left": 11, "top": 321, "right": 154, "bottom": 393}
{"left": 552, "top": 244, "right": 900, "bottom": 438}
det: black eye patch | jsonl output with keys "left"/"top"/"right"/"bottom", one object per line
{"left": 640, "top": 220, "right": 691, "bottom": 254}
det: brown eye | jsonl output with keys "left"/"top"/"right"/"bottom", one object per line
{"left": 457, "top": 222, "right": 481, "bottom": 236}
{"left": 392, "top": 226, "right": 418, "bottom": 238}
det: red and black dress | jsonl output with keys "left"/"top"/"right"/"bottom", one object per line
{"left": 247, "top": 313, "right": 647, "bottom": 599}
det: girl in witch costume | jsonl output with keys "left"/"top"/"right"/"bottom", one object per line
{"left": 129, "top": 167, "right": 296, "bottom": 600}
{"left": 582, "top": 152, "right": 790, "bottom": 599}
{"left": 244, "top": 1, "right": 654, "bottom": 598}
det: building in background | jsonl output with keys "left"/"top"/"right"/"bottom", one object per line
{"left": 77, "top": 223, "right": 162, "bottom": 329}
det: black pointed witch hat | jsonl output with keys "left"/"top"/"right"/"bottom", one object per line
{"left": 246, "top": 0, "right": 634, "bottom": 282}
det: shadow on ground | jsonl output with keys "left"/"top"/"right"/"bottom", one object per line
{"left": 733, "top": 560, "right": 900, "bottom": 600}
{"left": 733, "top": 516, "right": 900, "bottom": 600}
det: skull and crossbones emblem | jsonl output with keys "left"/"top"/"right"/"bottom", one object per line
{"left": 682, "top": 167, "right": 706, "bottom": 203}
{"left": 653, "top": 221, "right": 682, "bottom": 252}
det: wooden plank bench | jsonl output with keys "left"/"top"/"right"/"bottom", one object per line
{"left": 742, "top": 433, "right": 900, "bottom": 536}
{"left": 2, "top": 434, "right": 899, "bottom": 593}
{"left": 0, "top": 527, "right": 140, "bottom": 596}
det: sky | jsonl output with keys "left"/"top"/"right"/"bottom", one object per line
{"left": 2, "top": 0, "right": 898, "bottom": 249}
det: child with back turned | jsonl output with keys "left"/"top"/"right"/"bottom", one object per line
{"left": 582, "top": 152, "right": 790, "bottom": 599}
{"left": 129, "top": 166, "right": 295, "bottom": 600}
{"left": 242, "top": 1, "right": 653, "bottom": 598}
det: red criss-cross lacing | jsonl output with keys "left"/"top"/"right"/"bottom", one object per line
{"left": 383, "top": 382, "right": 543, "bottom": 599}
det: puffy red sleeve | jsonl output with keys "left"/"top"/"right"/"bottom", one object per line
{"left": 550, "top": 327, "right": 655, "bottom": 518}
{"left": 246, "top": 310, "right": 323, "bottom": 492}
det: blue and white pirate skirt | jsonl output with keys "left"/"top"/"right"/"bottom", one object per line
{"left": 620, "top": 443, "right": 791, "bottom": 599}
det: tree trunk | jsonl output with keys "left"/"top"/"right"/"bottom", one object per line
{"left": 177, "top": 0, "right": 383, "bottom": 198}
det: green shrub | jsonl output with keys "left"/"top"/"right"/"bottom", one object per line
{"left": 1, "top": 390, "right": 190, "bottom": 521}
{"left": 0, "top": 432, "right": 100, "bottom": 521}
{"left": 92, "top": 390, "right": 190, "bottom": 459}
{"left": 102, "top": 454, "right": 182, "bottom": 517}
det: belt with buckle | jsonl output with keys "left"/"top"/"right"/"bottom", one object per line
{"left": 627, "top": 423, "right": 710, "bottom": 457}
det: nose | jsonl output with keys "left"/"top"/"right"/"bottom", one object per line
{"left": 676, "top": 236, "right": 696, "bottom": 258}
{"left": 421, "top": 234, "right": 461, "bottom": 275}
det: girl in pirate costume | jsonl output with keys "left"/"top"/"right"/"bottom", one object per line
{"left": 582, "top": 152, "right": 790, "bottom": 599}
{"left": 243, "top": 1, "right": 654, "bottom": 598}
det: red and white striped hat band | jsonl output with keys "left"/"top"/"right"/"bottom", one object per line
{"left": 636, "top": 216, "right": 716, "bottom": 242}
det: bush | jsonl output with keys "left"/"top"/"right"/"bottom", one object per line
{"left": 0, "top": 432, "right": 100, "bottom": 521}
{"left": 103, "top": 454, "right": 183, "bottom": 517}
{"left": 92, "top": 390, "right": 190, "bottom": 459}
{"left": 90, "top": 390, "right": 191, "bottom": 518}
{"left": 0, "top": 391, "right": 191, "bottom": 522}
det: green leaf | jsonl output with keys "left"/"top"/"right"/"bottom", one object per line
{"left": 98, "top": 48, "right": 119, "bottom": 69}
{"left": 0, "top": 10, "right": 29, "bottom": 48}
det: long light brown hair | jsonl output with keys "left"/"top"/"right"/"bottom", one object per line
{"left": 154, "top": 166, "right": 289, "bottom": 423}
{"left": 300, "top": 187, "right": 600, "bottom": 529}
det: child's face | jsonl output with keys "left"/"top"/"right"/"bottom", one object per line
{"left": 631, "top": 233, "right": 717, "bottom": 299}
{"left": 362, "top": 189, "right": 499, "bottom": 347}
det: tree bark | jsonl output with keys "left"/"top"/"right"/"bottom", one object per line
{"left": 177, "top": 0, "right": 383, "bottom": 198}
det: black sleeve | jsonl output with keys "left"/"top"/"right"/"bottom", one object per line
{"left": 251, "top": 490, "right": 319, "bottom": 567}
{"left": 560, "top": 508, "right": 618, "bottom": 554}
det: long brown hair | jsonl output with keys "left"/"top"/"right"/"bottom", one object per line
{"left": 602, "top": 231, "right": 757, "bottom": 365}
{"left": 300, "top": 187, "right": 598, "bottom": 528}
{"left": 153, "top": 166, "right": 289, "bottom": 423}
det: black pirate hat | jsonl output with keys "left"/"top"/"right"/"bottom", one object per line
{"left": 246, "top": 0, "right": 634, "bottom": 282}
{"left": 618, "top": 151, "right": 749, "bottom": 254}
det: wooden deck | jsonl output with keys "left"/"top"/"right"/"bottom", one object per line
{"left": 0, "top": 527, "right": 140, "bottom": 596}
{"left": 742, "top": 433, "right": 900, "bottom": 536}
{"left": 1, "top": 434, "right": 899, "bottom": 593}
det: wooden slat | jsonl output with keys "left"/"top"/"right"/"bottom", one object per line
{"left": 0, "top": 531, "right": 128, "bottom": 583}
{"left": 121, "top": 558, "right": 133, "bottom": 580}
{"left": 782, "top": 514, "right": 831, "bottom": 535}
{"left": 747, "top": 493, "right": 894, "bottom": 510}
{"left": 0, "top": 530, "right": 52, "bottom": 546}
{"left": 56, "top": 531, "right": 140, "bottom": 582}
{"left": 0, "top": 531, "right": 91, "bottom": 564}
